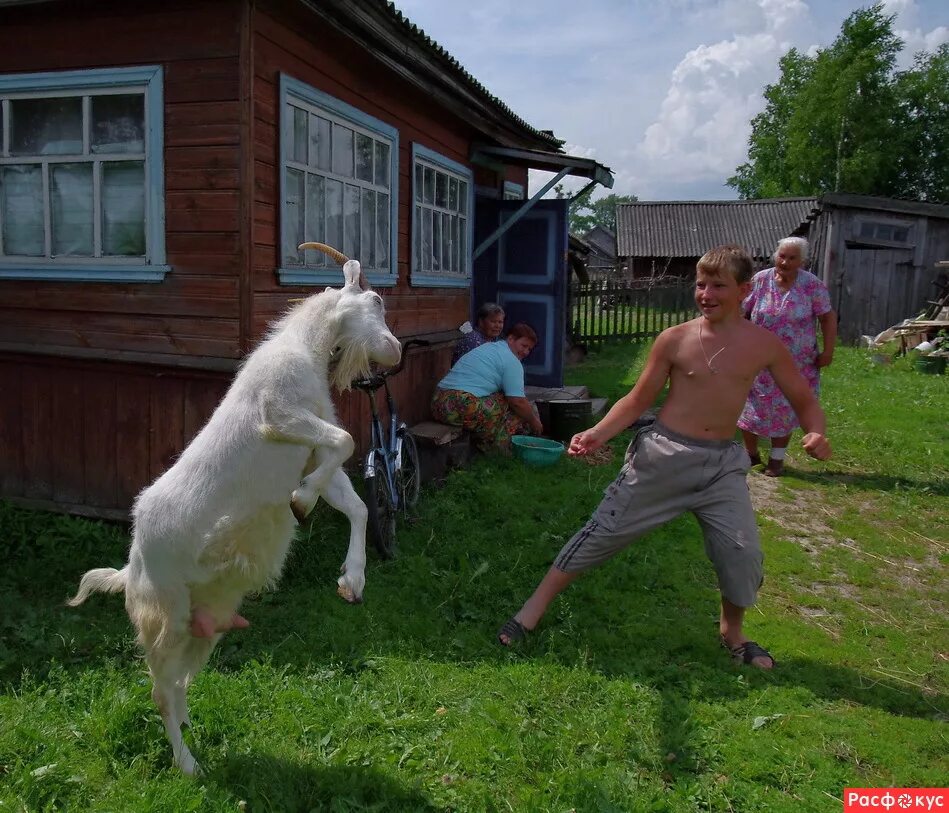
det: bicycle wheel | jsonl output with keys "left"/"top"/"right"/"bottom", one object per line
{"left": 396, "top": 429, "right": 422, "bottom": 511}
{"left": 365, "top": 472, "right": 397, "bottom": 559}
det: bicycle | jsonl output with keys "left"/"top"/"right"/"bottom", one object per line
{"left": 352, "top": 338, "right": 429, "bottom": 558}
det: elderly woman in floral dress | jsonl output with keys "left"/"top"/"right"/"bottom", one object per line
{"left": 738, "top": 237, "right": 837, "bottom": 476}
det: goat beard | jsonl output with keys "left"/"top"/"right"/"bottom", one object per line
{"left": 330, "top": 339, "right": 374, "bottom": 392}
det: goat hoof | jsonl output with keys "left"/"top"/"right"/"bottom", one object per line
{"left": 336, "top": 583, "right": 362, "bottom": 604}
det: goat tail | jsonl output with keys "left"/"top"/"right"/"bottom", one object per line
{"left": 298, "top": 242, "right": 349, "bottom": 265}
{"left": 67, "top": 566, "right": 128, "bottom": 607}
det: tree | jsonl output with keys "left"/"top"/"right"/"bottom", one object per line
{"left": 728, "top": 4, "right": 948, "bottom": 201}
{"left": 554, "top": 185, "right": 637, "bottom": 234}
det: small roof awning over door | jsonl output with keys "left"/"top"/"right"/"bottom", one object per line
{"left": 470, "top": 145, "right": 615, "bottom": 259}
{"left": 470, "top": 144, "right": 614, "bottom": 190}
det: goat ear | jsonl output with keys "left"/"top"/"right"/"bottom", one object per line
{"left": 342, "top": 259, "right": 362, "bottom": 289}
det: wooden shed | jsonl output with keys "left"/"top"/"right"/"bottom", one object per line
{"left": 0, "top": 0, "right": 612, "bottom": 518}
{"left": 806, "top": 194, "right": 949, "bottom": 344}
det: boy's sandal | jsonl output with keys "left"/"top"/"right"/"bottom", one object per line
{"left": 764, "top": 459, "right": 784, "bottom": 477}
{"left": 720, "top": 635, "right": 775, "bottom": 668}
{"left": 497, "top": 617, "right": 528, "bottom": 647}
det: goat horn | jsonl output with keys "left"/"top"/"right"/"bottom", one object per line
{"left": 298, "top": 242, "right": 350, "bottom": 265}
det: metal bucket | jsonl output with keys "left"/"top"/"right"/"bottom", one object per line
{"left": 546, "top": 399, "right": 593, "bottom": 442}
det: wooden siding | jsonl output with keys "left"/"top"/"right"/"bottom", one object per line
{"left": 249, "top": 0, "right": 492, "bottom": 337}
{"left": 0, "top": 0, "right": 246, "bottom": 362}
{"left": 0, "top": 354, "right": 231, "bottom": 518}
{"left": 810, "top": 208, "right": 949, "bottom": 343}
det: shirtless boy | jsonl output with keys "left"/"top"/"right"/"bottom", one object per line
{"left": 497, "top": 245, "right": 831, "bottom": 669}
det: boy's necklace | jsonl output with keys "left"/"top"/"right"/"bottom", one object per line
{"left": 698, "top": 319, "right": 727, "bottom": 374}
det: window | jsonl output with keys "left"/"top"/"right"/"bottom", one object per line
{"left": 0, "top": 66, "right": 166, "bottom": 282}
{"left": 503, "top": 181, "right": 525, "bottom": 200}
{"left": 279, "top": 76, "right": 398, "bottom": 286}
{"left": 411, "top": 144, "right": 473, "bottom": 287}
{"left": 856, "top": 219, "right": 913, "bottom": 245}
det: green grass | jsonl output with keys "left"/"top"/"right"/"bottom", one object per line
{"left": 1, "top": 346, "right": 946, "bottom": 811}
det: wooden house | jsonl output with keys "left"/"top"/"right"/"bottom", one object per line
{"left": 580, "top": 224, "right": 616, "bottom": 279}
{"left": 806, "top": 194, "right": 949, "bottom": 344}
{"left": 0, "top": 0, "right": 613, "bottom": 518}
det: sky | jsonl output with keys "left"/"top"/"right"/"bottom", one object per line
{"left": 391, "top": 0, "right": 948, "bottom": 202}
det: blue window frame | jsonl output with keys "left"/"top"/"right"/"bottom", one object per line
{"left": 411, "top": 144, "right": 473, "bottom": 288}
{"left": 0, "top": 66, "right": 166, "bottom": 282}
{"left": 278, "top": 75, "right": 399, "bottom": 287}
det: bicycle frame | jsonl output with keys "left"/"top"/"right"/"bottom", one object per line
{"left": 362, "top": 377, "right": 407, "bottom": 509}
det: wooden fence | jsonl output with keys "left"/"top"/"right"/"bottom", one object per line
{"left": 569, "top": 276, "right": 696, "bottom": 347}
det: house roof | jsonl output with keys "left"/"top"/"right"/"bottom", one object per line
{"left": 582, "top": 225, "right": 616, "bottom": 258}
{"left": 0, "top": 0, "right": 563, "bottom": 151}
{"left": 821, "top": 193, "right": 949, "bottom": 220}
{"left": 615, "top": 198, "right": 819, "bottom": 260}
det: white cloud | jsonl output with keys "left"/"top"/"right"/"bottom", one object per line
{"left": 633, "top": 0, "right": 810, "bottom": 198}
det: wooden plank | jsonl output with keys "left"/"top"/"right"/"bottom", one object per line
{"left": 20, "top": 365, "right": 53, "bottom": 501}
{"left": 51, "top": 369, "right": 85, "bottom": 505}
{"left": 116, "top": 375, "right": 153, "bottom": 507}
{"left": 167, "top": 168, "right": 241, "bottom": 191}
{"left": 184, "top": 377, "right": 229, "bottom": 443}
{"left": 149, "top": 377, "right": 186, "bottom": 481}
{"left": 165, "top": 56, "right": 241, "bottom": 103}
{"left": 166, "top": 146, "right": 241, "bottom": 171}
{"left": 0, "top": 362, "right": 23, "bottom": 496}
{"left": 82, "top": 370, "right": 118, "bottom": 510}
{"left": 0, "top": 3, "right": 241, "bottom": 70}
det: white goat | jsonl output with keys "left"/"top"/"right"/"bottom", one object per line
{"left": 68, "top": 245, "right": 400, "bottom": 775}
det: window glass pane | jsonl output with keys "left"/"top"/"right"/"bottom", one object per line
{"left": 1, "top": 165, "right": 44, "bottom": 255}
{"left": 292, "top": 108, "right": 308, "bottom": 164}
{"left": 431, "top": 210, "right": 441, "bottom": 272}
{"left": 374, "top": 142, "right": 390, "bottom": 189}
{"left": 435, "top": 172, "right": 448, "bottom": 209}
{"left": 893, "top": 227, "right": 909, "bottom": 242}
{"left": 442, "top": 212, "right": 452, "bottom": 271}
{"left": 376, "top": 192, "right": 389, "bottom": 270}
{"left": 332, "top": 124, "right": 353, "bottom": 177}
{"left": 343, "top": 184, "right": 360, "bottom": 260}
{"left": 458, "top": 181, "right": 468, "bottom": 215}
{"left": 102, "top": 161, "right": 146, "bottom": 256}
{"left": 423, "top": 167, "right": 435, "bottom": 205}
{"left": 92, "top": 94, "right": 145, "bottom": 154}
{"left": 283, "top": 168, "right": 304, "bottom": 265}
{"left": 459, "top": 217, "right": 467, "bottom": 272}
{"left": 52, "top": 163, "right": 93, "bottom": 256}
{"left": 859, "top": 222, "right": 875, "bottom": 239}
{"left": 305, "top": 173, "right": 325, "bottom": 266}
{"left": 449, "top": 178, "right": 458, "bottom": 211}
{"left": 420, "top": 207, "right": 432, "bottom": 272}
{"left": 414, "top": 204, "right": 421, "bottom": 272}
{"left": 452, "top": 216, "right": 461, "bottom": 274}
{"left": 325, "top": 179, "right": 343, "bottom": 253}
{"left": 11, "top": 97, "right": 83, "bottom": 156}
{"left": 414, "top": 163, "right": 423, "bottom": 202}
{"left": 355, "top": 133, "right": 373, "bottom": 183}
{"left": 309, "top": 114, "right": 331, "bottom": 171}
{"left": 361, "top": 189, "right": 375, "bottom": 269}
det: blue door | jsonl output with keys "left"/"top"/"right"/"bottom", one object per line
{"left": 473, "top": 198, "right": 568, "bottom": 388}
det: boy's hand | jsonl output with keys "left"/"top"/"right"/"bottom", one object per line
{"left": 568, "top": 429, "right": 603, "bottom": 456}
{"left": 816, "top": 351, "right": 834, "bottom": 368}
{"left": 801, "top": 432, "right": 831, "bottom": 460}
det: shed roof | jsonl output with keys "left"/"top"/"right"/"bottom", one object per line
{"left": 615, "top": 198, "right": 819, "bottom": 260}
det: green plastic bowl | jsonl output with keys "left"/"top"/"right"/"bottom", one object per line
{"left": 511, "top": 435, "right": 564, "bottom": 467}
